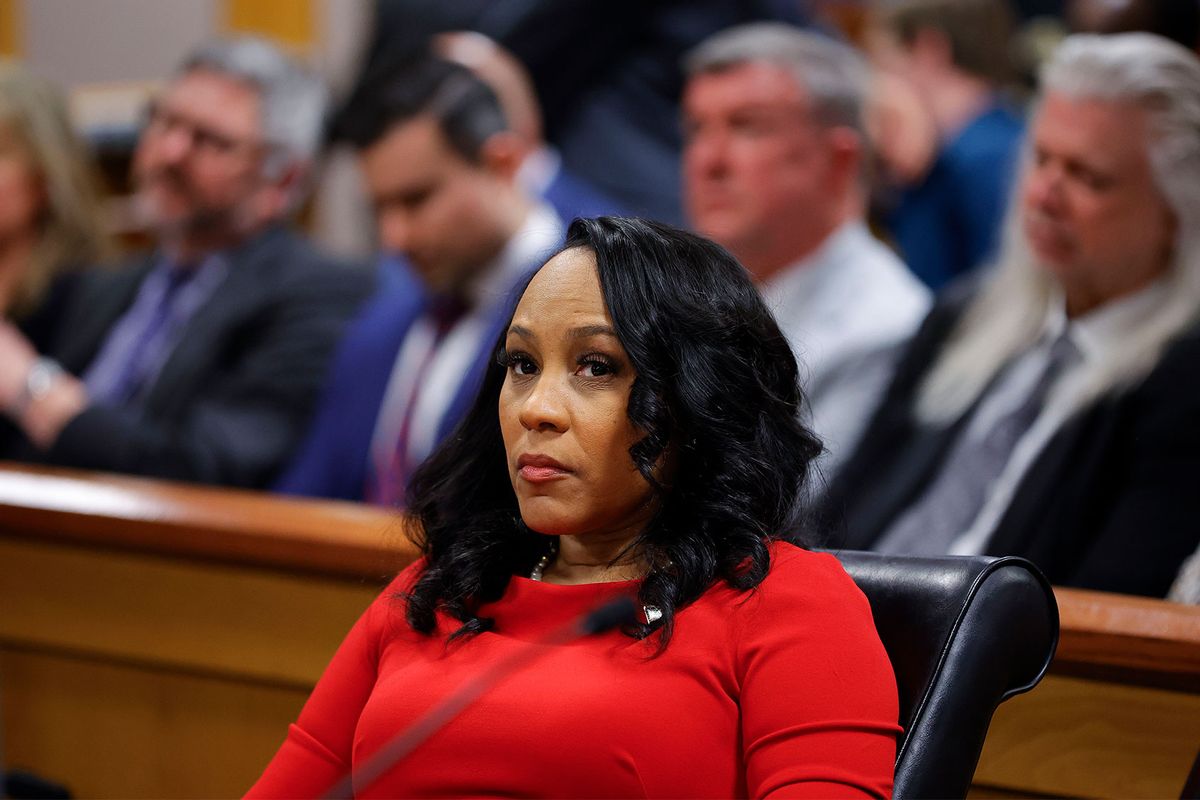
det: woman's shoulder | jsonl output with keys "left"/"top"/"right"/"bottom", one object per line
{"left": 721, "top": 540, "right": 879, "bottom": 641}
{"left": 760, "top": 540, "right": 868, "bottom": 602}
{"left": 383, "top": 557, "right": 427, "bottom": 596}
{"left": 724, "top": 541, "right": 894, "bottom": 692}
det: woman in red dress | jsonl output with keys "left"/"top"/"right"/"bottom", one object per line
{"left": 248, "top": 217, "right": 900, "bottom": 799}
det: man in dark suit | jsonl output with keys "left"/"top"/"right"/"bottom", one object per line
{"left": 0, "top": 38, "right": 370, "bottom": 488}
{"left": 274, "top": 55, "right": 563, "bottom": 504}
{"left": 822, "top": 33, "right": 1200, "bottom": 597}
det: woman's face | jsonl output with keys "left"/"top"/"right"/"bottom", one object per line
{"left": 499, "top": 247, "right": 656, "bottom": 542}
{"left": 0, "top": 124, "right": 44, "bottom": 242}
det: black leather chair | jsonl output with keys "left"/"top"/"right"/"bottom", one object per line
{"left": 832, "top": 551, "right": 1059, "bottom": 799}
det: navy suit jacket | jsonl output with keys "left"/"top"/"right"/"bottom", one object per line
{"left": 275, "top": 256, "right": 526, "bottom": 502}
{"left": 541, "top": 162, "right": 627, "bottom": 225}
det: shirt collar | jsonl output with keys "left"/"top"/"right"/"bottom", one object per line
{"left": 760, "top": 220, "right": 868, "bottom": 308}
{"left": 465, "top": 202, "right": 564, "bottom": 307}
{"left": 515, "top": 145, "right": 562, "bottom": 199}
{"left": 1041, "top": 278, "right": 1172, "bottom": 363}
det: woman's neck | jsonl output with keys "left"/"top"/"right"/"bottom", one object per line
{"left": 0, "top": 232, "right": 39, "bottom": 316}
{"left": 540, "top": 532, "right": 646, "bottom": 585}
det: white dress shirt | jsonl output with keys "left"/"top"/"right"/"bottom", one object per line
{"left": 760, "top": 221, "right": 931, "bottom": 473}
{"left": 369, "top": 204, "right": 564, "bottom": 478}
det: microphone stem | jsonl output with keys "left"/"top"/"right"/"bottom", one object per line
{"left": 320, "top": 608, "right": 613, "bottom": 799}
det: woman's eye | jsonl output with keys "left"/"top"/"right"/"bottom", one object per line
{"left": 512, "top": 357, "right": 538, "bottom": 376}
{"left": 577, "top": 355, "right": 616, "bottom": 378}
{"left": 501, "top": 349, "right": 538, "bottom": 376}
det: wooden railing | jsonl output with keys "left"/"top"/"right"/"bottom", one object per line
{"left": 0, "top": 463, "right": 1196, "bottom": 799}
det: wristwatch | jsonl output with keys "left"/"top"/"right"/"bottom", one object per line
{"left": 11, "top": 357, "right": 64, "bottom": 416}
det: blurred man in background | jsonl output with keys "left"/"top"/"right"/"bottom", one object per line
{"left": 868, "top": 0, "right": 1025, "bottom": 290}
{"left": 0, "top": 37, "right": 369, "bottom": 488}
{"left": 825, "top": 33, "right": 1200, "bottom": 597}
{"left": 276, "top": 55, "right": 562, "bottom": 504}
{"left": 682, "top": 23, "right": 930, "bottom": 474}
{"left": 435, "top": 31, "right": 626, "bottom": 223}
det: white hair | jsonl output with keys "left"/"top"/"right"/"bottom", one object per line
{"left": 916, "top": 33, "right": 1200, "bottom": 424}
{"left": 182, "top": 37, "right": 328, "bottom": 177}
{"left": 684, "top": 22, "right": 870, "bottom": 140}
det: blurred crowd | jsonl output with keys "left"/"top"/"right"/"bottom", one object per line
{"left": 0, "top": 0, "right": 1197, "bottom": 602}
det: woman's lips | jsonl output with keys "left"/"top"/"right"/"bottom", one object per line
{"left": 517, "top": 454, "right": 571, "bottom": 483}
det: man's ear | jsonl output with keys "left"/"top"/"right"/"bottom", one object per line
{"left": 259, "top": 160, "right": 309, "bottom": 220}
{"left": 825, "top": 126, "right": 863, "bottom": 192}
{"left": 479, "top": 131, "right": 529, "bottom": 182}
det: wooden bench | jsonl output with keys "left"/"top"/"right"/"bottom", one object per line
{"left": 1, "top": 463, "right": 1196, "bottom": 798}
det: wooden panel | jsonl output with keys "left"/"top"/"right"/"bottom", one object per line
{"left": 222, "top": 0, "right": 315, "bottom": 50}
{"left": 974, "top": 675, "right": 1200, "bottom": 799}
{"left": 2, "top": 648, "right": 308, "bottom": 799}
{"left": 0, "top": 461, "right": 417, "bottom": 579}
{"left": 1054, "top": 586, "right": 1200, "bottom": 690}
{"left": 0, "top": 536, "right": 380, "bottom": 685}
{"left": 0, "top": 0, "right": 20, "bottom": 57}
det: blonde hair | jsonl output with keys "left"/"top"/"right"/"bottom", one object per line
{"left": 916, "top": 33, "right": 1200, "bottom": 424}
{"left": 0, "top": 61, "right": 110, "bottom": 318}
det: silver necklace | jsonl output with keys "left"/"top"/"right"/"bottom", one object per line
{"left": 529, "top": 540, "right": 557, "bottom": 581}
{"left": 528, "top": 540, "right": 662, "bottom": 623}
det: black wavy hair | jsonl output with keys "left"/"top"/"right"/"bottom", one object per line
{"left": 403, "top": 216, "right": 822, "bottom": 649}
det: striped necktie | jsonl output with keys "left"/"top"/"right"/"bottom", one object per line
{"left": 875, "top": 331, "right": 1080, "bottom": 555}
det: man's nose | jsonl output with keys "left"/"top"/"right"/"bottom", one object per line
{"left": 1024, "top": 161, "right": 1065, "bottom": 215}
{"left": 685, "top": 129, "right": 729, "bottom": 179}
{"left": 379, "top": 209, "right": 413, "bottom": 254}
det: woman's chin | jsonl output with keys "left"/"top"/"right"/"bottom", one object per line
{"left": 517, "top": 500, "right": 580, "bottom": 537}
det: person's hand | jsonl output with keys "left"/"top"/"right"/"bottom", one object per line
{"left": 0, "top": 319, "right": 88, "bottom": 447}
{"left": 0, "top": 320, "right": 39, "bottom": 414}
{"left": 866, "top": 72, "right": 938, "bottom": 187}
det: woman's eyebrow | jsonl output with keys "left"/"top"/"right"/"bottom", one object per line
{"left": 507, "top": 324, "right": 618, "bottom": 340}
{"left": 570, "top": 325, "right": 618, "bottom": 340}
{"left": 507, "top": 324, "right": 535, "bottom": 340}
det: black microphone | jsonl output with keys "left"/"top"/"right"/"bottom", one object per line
{"left": 320, "top": 596, "right": 639, "bottom": 799}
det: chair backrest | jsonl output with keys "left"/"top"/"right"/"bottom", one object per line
{"left": 832, "top": 551, "right": 1059, "bottom": 800}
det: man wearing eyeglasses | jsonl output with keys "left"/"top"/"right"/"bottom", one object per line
{"left": 0, "top": 38, "right": 370, "bottom": 488}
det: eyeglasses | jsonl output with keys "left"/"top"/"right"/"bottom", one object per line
{"left": 141, "top": 99, "right": 270, "bottom": 160}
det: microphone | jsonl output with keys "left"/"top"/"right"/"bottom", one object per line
{"left": 320, "top": 596, "right": 639, "bottom": 799}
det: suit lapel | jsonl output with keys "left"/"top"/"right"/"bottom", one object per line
{"left": 54, "top": 260, "right": 153, "bottom": 373}
{"left": 137, "top": 229, "right": 285, "bottom": 416}
{"left": 986, "top": 399, "right": 1115, "bottom": 561}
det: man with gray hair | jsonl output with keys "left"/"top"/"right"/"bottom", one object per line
{"left": 825, "top": 33, "right": 1200, "bottom": 597}
{"left": 682, "top": 23, "right": 930, "bottom": 474}
{"left": 0, "top": 37, "right": 370, "bottom": 487}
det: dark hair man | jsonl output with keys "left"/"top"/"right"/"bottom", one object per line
{"left": 867, "top": 0, "right": 1025, "bottom": 289}
{"left": 276, "top": 55, "right": 564, "bottom": 504}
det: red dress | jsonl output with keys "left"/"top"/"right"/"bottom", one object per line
{"left": 247, "top": 542, "right": 901, "bottom": 798}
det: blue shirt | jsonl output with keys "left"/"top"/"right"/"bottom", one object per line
{"left": 887, "top": 102, "right": 1025, "bottom": 290}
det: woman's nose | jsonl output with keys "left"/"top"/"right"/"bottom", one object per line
{"left": 518, "top": 374, "right": 569, "bottom": 433}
